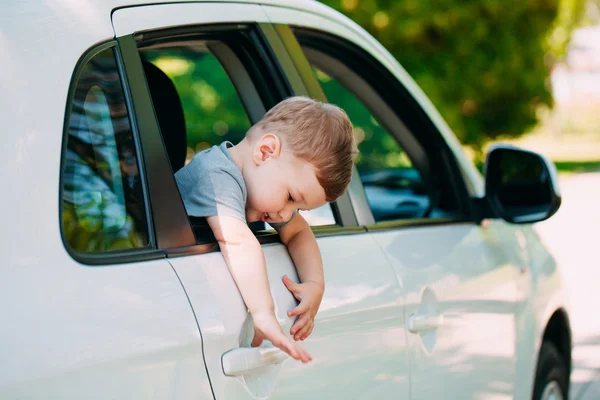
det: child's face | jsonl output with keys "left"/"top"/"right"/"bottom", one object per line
{"left": 244, "top": 134, "right": 327, "bottom": 224}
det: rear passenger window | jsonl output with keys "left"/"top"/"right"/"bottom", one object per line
{"left": 62, "top": 47, "right": 150, "bottom": 253}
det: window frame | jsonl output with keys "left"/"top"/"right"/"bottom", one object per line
{"left": 287, "top": 26, "right": 476, "bottom": 231}
{"left": 59, "top": 41, "right": 164, "bottom": 265}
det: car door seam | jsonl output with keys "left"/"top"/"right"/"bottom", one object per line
{"left": 166, "top": 259, "right": 218, "bottom": 400}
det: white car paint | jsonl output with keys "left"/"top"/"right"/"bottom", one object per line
{"left": 167, "top": 237, "right": 410, "bottom": 399}
{"left": 1, "top": 1, "right": 571, "bottom": 399}
{"left": 1, "top": 2, "right": 212, "bottom": 399}
{"left": 372, "top": 222, "right": 523, "bottom": 399}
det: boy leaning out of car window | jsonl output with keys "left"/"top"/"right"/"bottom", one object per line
{"left": 175, "top": 96, "right": 357, "bottom": 362}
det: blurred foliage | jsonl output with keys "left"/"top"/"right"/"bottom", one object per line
{"left": 142, "top": 48, "right": 251, "bottom": 157}
{"left": 579, "top": 0, "right": 600, "bottom": 25}
{"left": 320, "top": 0, "right": 585, "bottom": 152}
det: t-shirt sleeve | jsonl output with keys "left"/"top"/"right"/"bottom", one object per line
{"left": 175, "top": 161, "right": 246, "bottom": 222}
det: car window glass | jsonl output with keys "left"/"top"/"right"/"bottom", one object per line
{"left": 62, "top": 47, "right": 150, "bottom": 253}
{"left": 141, "top": 44, "right": 336, "bottom": 229}
{"left": 311, "top": 67, "right": 431, "bottom": 222}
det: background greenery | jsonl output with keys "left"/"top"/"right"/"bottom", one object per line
{"left": 320, "top": 0, "right": 585, "bottom": 154}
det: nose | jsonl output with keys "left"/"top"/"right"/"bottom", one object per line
{"left": 278, "top": 206, "right": 295, "bottom": 223}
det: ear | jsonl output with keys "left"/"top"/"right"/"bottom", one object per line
{"left": 252, "top": 134, "right": 281, "bottom": 165}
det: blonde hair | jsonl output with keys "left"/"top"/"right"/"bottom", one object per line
{"left": 250, "top": 96, "right": 356, "bottom": 202}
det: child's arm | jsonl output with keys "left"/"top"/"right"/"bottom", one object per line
{"left": 276, "top": 213, "right": 325, "bottom": 341}
{"left": 207, "top": 215, "right": 311, "bottom": 363}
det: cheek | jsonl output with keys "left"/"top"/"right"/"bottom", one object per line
{"left": 245, "top": 172, "right": 278, "bottom": 210}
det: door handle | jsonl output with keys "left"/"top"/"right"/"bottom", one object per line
{"left": 407, "top": 313, "right": 444, "bottom": 333}
{"left": 222, "top": 346, "right": 289, "bottom": 376}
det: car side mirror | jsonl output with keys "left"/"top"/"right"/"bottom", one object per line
{"left": 484, "top": 144, "right": 561, "bottom": 224}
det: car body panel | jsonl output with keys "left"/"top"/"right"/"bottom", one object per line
{"left": 112, "top": 2, "right": 270, "bottom": 37}
{"left": 369, "top": 221, "right": 523, "bottom": 399}
{"left": 1, "top": 3, "right": 213, "bottom": 399}
{"left": 515, "top": 225, "right": 572, "bottom": 398}
{"left": 168, "top": 236, "right": 411, "bottom": 400}
{"left": 0, "top": 255, "right": 213, "bottom": 399}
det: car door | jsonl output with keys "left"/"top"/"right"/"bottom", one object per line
{"left": 262, "top": 10, "right": 526, "bottom": 399}
{"left": 112, "top": 3, "right": 410, "bottom": 400}
{"left": 1, "top": 38, "right": 212, "bottom": 398}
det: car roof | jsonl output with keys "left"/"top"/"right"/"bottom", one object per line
{"left": 8, "top": 0, "right": 347, "bottom": 26}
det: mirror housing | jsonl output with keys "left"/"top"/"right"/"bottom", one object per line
{"left": 483, "top": 144, "right": 561, "bottom": 224}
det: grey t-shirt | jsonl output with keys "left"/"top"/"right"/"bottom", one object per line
{"left": 175, "top": 141, "right": 247, "bottom": 222}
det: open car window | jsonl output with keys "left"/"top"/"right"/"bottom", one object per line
{"left": 139, "top": 33, "right": 338, "bottom": 241}
{"left": 311, "top": 66, "right": 432, "bottom": 221}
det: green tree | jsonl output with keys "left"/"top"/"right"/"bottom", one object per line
{"left": 320, "top": 0, "right": 585, "bottom": 152}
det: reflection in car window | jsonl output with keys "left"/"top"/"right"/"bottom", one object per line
{"left": 141, "top": 45, "right": 336, "bottom": 228}
{"left": 62, "top": 47, "right": 149, "bottom": 253}
{"left": 311, "top": 67, "right": 431, "bottom": 222}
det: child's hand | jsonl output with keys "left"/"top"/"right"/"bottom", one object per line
{"left": 283, "top": 275, "right": 324, "bottom": 341}
{"left": 251, "top": 310, "right": 312, "bottom": 363}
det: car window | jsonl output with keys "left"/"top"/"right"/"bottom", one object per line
{"left": 311, "top": 66, "right": 432, "bottom": 222}
{"left": 62, "top": 47, "right": 150, "bottom": 253}
{"left": 140, "top": 42, "right": 336, "bottom": 231}
{"left": 288, "top": 28, "right": 464, "bottom": 224}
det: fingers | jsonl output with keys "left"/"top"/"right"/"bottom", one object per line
{"left": 280, "top": 338, "right": 301, "bottom": 361}
{"left": 296, "top": 320, "right": 314, "bottom": 341}
{"left": 282, "top": 275, "right": 299, "bottom": 293}
{"left": 251, "top": 333, "right": 263, "bottom": 348}
{"left": 291, "top": 314, "right": 314, "bottom": 340}
{"left": 288, "top": 302, "right": 309, "bottom": 317}
{"left": 290, "top": 313, "right": 309, "bottom": 335}
{"left": 277, "top": 336, "right": 312, "bottom": 363}
{"left": 251, "top": 325, "right": 264, "bottom": 347}
{"left": 297, "top": 345, "right": 312, "bottom": 363}
{"left": 284, "top": 338, "right": 312, "bottom": 363}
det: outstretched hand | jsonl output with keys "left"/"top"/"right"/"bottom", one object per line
{"left": 283, "top": 275, "right": 324, "bottom": 341}
{"left": 251, "top": 310, "right": 312, "bottom": 363}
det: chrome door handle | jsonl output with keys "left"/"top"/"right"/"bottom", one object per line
{"left": 222, "top": 346, "right": 289, "bottom": 376}
{"left": 407, "top": 313, "right": 444, "bottom": 333}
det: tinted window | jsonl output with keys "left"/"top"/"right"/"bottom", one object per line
{"left": 62, "top": 47, "right": 149, "bottom": 253}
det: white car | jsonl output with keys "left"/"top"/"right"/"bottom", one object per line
{"left": 1, "top": 1, "right": 571, "bottom": 399}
